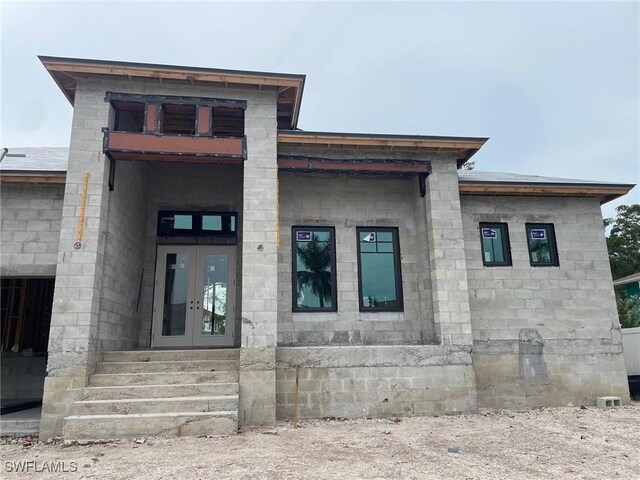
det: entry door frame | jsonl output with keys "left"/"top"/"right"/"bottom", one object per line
{"left": 152, "top": 245, "right": 236, "bottom": 348}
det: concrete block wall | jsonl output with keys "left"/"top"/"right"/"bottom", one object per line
{"left": 461, "top": 195, "right": 630, "bottom": 407}
{"left": 238, "top": 89, "right": 279, "bottom": 425}
{"left": 41, "top": 77, "right": 113, "bottom": 438}
{"left": 0, "top": 184, "right": 63, "bottom": 276}
{"left": 39, "top": 75, "right": 283, "bottom": 434}
{"left": 138, "top": 162, "right": 243, "bottom": 347}
{"left": 277, "top": 146, "right": 444, "bottom": 347}
{"left": 276, "top": 346, "right": 476, "bottom": 419}
{"left": 278, "top": 173, "right": 427, "bottom": 346}
{"left": 422, "top": 159, "right": 474, "bottom": 346}
{"left": 96, "top": 160, "right": 148, "bottom": 351}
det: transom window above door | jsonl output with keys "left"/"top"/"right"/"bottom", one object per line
{"left": 157, "top": 211, "right": 237, "bottom": 238}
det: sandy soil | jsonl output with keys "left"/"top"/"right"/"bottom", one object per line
{"left": 1, "top": 405, "right": 639, "bottom": 480}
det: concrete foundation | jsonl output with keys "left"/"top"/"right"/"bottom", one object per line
{"left": 275, "top": 346, "right": 477, "bottom": 419}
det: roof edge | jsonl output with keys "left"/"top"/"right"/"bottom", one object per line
{"left": 39, "top": 56, "right": 306, "bottom": 129}
{"left": 458, "top": 181, "right": 634, "bottom": 204}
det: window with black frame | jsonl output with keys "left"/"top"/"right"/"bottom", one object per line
{"left": 479, "top": 223, "right": 512, "bottom": 267}
{"left": 292, "top": 227, "right": 337, "bottom": 312}
{"left": 356, "top": 228, "right": 403, "bottom": 311}
{"left": 157, "top": 211, "right": 237, "bottom": 238}
{"left": 526, "top": 223, "right": 559, "bottom": 266}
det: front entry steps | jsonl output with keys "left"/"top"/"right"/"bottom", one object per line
{"left": 62, "top": 349, "right": 239, "bottom": 440}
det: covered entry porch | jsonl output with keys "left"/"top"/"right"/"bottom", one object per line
{"left": 103, "top": 159, "right": 244, "bottom": 351}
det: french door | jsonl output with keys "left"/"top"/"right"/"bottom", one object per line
{"left": 152, "top": 245, "right": 236, "bottom": 347}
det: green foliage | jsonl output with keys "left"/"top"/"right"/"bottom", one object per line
{"left": 615, "top": 292, "right": 640, "bottom": 328}
{"left": 605, "top": 204, "right": 640, "bottom": 279}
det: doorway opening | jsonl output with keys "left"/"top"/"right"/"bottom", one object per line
{"left": 1, "top": 278, "right": 54, "bottom": 413}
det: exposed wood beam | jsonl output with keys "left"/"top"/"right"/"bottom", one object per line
{"left": 458, "top": 182, "right": 633, "bottom": 204}
{"left": 0, "top": 173, "right": 66, "bottom": 184}
{"left": 43, "top": 62, "right": 303, "bottom": 89}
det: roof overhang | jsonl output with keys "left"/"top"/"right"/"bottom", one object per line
{"left": 458, "top": 180, "right": 635, "bottom": 204}
{"left": 0, "top": 171, "right": 66, "bottom": 184}
{"left": 39, "top": 56, "right": 306, "bottom": 129}
{"left": 278, "top": 130, "right": 488, "bottom": 167}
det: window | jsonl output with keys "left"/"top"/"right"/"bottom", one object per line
{"left": 356, "top": 228, "right": 403, "bottom": 311}
{"left": 526, "top": 223, "right": 559, "bottom": 267}
{"left": 157, "top": 211, "right": 237, "bottom": 238}
{"left": 479, "top": 223, "right": 512, "bottom": 267}
{"left": 292, "top": 227, "right": 337, "bottom": 312}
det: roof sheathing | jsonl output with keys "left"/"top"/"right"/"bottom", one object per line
{"left": 458, "top": 171, "right": 635, "bottom": 204}
{"left": 39, "top": 56, "right": 306, "bottom": 129}
{"left": 278, "top": 130, "right": 488, "bottom": 167}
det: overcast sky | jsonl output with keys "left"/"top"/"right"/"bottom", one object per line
{"left": 1, "top": 0, "right": 638, "bottom": 218}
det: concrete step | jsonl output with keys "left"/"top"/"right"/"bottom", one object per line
{"left": 0, "top": 419, "right": 40, "bottom": 436}
{"left": 102, "top": 349, "right": 240, "bottom": 363}
{"left": 95, "top": 360, "right": 239, "bottom": 374}
{"left": 63, "top": 411, "right": 237, "bottom": 440}
{"left": 89, "top": 371, "right": 239, "bottom": 387}
{"left": 79, "top": 382, "right": 238, "bottom": 401}
{"left": 70, "top": 395, "right": 238, "bottom": 416}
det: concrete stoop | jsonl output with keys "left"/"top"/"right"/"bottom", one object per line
{"left": 62, "top": 349, "right": 240, "bottom": 440}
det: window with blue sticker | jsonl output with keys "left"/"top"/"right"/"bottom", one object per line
{"left": 526, "top": 223, "right": 559, "bottom": 266}
{"left": 479, "top": 223, "right": 512, "bottom": 267}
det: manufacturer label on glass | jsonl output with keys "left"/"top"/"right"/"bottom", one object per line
{"left": 481, "top": 228, "right": 497, "bottom": 238}
{"left": 297, "top": 231, "right": 312, "bottom": 241}
{"left": 362, "top": 233, "right": 376, "bottom": 242}
{"left": 530, "top": 229, "right": 546, "bottom": 239}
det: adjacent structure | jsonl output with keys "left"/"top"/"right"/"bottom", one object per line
{"left": 0, "top": 56, "right": 634, "bottom": 440}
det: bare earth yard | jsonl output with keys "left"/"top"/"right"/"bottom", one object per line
{"left": 2, "top": 405, "right": 639, "bottom": 480}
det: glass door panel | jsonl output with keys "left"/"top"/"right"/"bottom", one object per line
{"left": 152, "top": 246, "right": 196, "bottom": 348}
{"left": 193, "top": 246, "right": 235, "bottom": 347}
{"left": 162, "top": 253, "right": 190, "bottom": 336}
{"left": 200, "top": 253, "right": 228, "bottom": 336}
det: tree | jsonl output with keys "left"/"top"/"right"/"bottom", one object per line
{"left": 604, "top": 204, "right": 640, "bottom": 279}
{"left": 616, "top": 294, "right": 640, "bottom": 329}
{"left": 296, "top": 237, "right": 332, "bottom": 308}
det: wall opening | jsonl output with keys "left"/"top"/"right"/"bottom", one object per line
{"left": 112, "top": 101, "right": 145, "bottom": 133}
{"left": 161, "top": 104, "right": 196, "bottom": 135}
{"left": 1, "top": 278, "right": 54, "bottom": 413}
{"left": 212, "top": 107, "right": 244, "bottom": 137}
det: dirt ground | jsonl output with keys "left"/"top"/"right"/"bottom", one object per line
{"left": 1, "top": 405, "right": 639, "bottom": 480}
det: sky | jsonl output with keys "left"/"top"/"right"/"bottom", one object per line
{"left": 1, "top": 0, "right": 639, "bottom": 219}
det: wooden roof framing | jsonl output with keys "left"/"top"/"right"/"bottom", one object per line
{"left": 0, "top": 172, "right": 66, "bottom": 184}
{"left": 40, "top": 56, "right": 305, "bottom": 129}
{"left": 3, "top": 169, "right": 631, "bottom": 203}
{"left": 458, "top": 181, "right": 634, "bottom": 204}
{"left": 277, "top": 130, "right": 488, "bottom": 167}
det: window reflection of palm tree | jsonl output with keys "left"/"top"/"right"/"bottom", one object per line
{"left": 297, "top": 238, "right": 331, "bottom": 308}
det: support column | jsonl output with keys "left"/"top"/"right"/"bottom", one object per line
{"left": 40, "top": 80, "right": 112, "bottom": 439}
{"left": 424, "top": 158, "right": 473, "bottom": 346}
{"left": 238, "top": 92, "right": 278, "bottom": 425}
